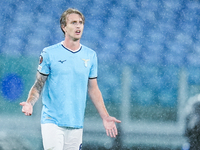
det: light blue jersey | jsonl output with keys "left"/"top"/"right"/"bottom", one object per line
{"left": 37, "top": 42, "right": 97, "bottom": 128}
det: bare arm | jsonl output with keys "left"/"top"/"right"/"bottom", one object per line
{"left": 88, "top": 78, "right": 121, "bottom": 137}
{"left": 20, "top": 72, "right": 47, "bottom": 116}
{"left": 88, "top": 78, "right": 109, "bottom": 118}
{"left": 27, "top": 72, "right": 47, "bottom": 105}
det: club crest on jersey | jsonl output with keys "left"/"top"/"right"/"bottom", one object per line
{"left": 82, "top": 59, "right": 90, "bottom": 67}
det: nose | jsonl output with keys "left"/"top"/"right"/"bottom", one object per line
{"left": 76, "top": 23, "right": 82, "bottom": 27}
{"left": 76, "top": 24, "right": 80, "bottom": 27}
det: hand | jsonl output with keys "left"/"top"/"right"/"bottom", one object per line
{"left": 102, "top": 116, "right": 121, "bottom": 138}
{"left": 20, "top": 102, "right": 33, "bottom": 116}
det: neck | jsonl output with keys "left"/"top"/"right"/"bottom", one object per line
{"left": 62, "top": 40, "right": 81, "bottom": 52}
{"left": 62, "top": 37, "right": 81, "bottom": 52}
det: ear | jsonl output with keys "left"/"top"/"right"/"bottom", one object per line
{"left": 61, "top": 24, "right": 67, "bottom": 32}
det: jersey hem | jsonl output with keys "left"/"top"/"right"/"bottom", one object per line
{"left": 41, "top": 122, "right": 83, "bottom": 129}
{"left": 37, "top": 70, "right": 49, "bottom": 76}
{"left": 89, "top": 77, "right": 97, "bottom": 79}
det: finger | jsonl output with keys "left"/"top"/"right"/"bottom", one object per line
{"left": 114, "top": 119, "right": 121, "bottom": 123}
{"left": 22, "top": 107, "right": 28, "bottom": 113}
{"left": 22, "top": 108, "right": 25, "bottom": 113}
{"left": 110, "top": 117, "right": 121, "bottom": 123}
{"left": 22, "top": 108, "right": 28, "bottom": 114}
{"left": 106, "top": 129, "right": 109, "bottom": 137}
{"left": 112, "top": 129, "right": 116, "bottom": 138}
{"left": 20, "top": 102, "right": 27, "bottom": 106}
{"left": 25, "top": 112, "right": 31, "bottom": 116}
{"left": 114, "top": 127, "right": 118, "bottom": 136}
{"left": 109, "top": 129, "right": 113, "bottom": 138}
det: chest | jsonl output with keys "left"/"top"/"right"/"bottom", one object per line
{"left": 49, "top": 52, "right": 91, "bottom": 76}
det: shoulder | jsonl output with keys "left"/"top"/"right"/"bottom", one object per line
{"left": 81, "top": 45, "right": 96, "bottom": 53}
{"left": 43, "top": 42, "right": 62, "bottom": 53}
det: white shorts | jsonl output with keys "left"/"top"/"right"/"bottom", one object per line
{"left": 41, "top": 123, "right": 83, "bottom": 150}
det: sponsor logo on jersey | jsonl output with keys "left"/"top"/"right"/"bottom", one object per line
{"left": 58, "top": 60, "right": 66, "bottom": 63}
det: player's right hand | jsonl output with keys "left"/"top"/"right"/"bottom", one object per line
{"left": 20, "top": 102, "right": 33, "bottom": 116}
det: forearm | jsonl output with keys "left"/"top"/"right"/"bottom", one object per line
{"left": 88, "top": 88, "right": 109, "bottom": 119}
{"left": 26, "top": 72, "right": 47, "bottom": 106}
{"left": 26, "top": 85, "right": 40, "bottom": 106}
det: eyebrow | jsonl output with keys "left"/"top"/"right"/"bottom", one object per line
{"left": 70, "top": 20, "right": 83, "bottom": 23}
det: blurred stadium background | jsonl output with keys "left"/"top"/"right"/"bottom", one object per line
{"left": 0, "top": 0, "right": 200, "bottom": 149}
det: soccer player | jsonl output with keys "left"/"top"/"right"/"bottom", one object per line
{"left": 20, "top": 8, "right": 121, "bottom": 150}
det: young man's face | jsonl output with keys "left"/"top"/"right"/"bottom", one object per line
{"left": 63, "top": 13, "right": 84, "bottom": 41}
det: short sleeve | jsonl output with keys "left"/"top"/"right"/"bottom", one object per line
{"left": 37, "top": 49, "right": 50, "bottom": 75}
{"left": 89, "top": 52, "right": 98, "bottom": 79}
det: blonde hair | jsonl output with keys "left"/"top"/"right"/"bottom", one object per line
{"left": 60, "top": 8, "right": 85, "bottom": 34}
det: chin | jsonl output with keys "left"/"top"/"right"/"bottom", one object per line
{"left": 73, "top": 36, "right": 82, "bottom": 41}
{"left": 73, "top": 38, "right": 81, "bottom": 41}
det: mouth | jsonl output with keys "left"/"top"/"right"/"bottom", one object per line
{"left": 75, "top": 30, "right": 81, "bottom": 34}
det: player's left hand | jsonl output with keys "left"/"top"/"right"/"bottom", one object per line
{"left": 102, "top": 116, "right": 121, "bottom": 138}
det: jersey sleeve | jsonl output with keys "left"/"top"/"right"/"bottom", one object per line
{"left": 37, "top": 49, "right": 50, "bottom": 75}
{"left": 89, "top": 52, "right": 98, "bottom": 79}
